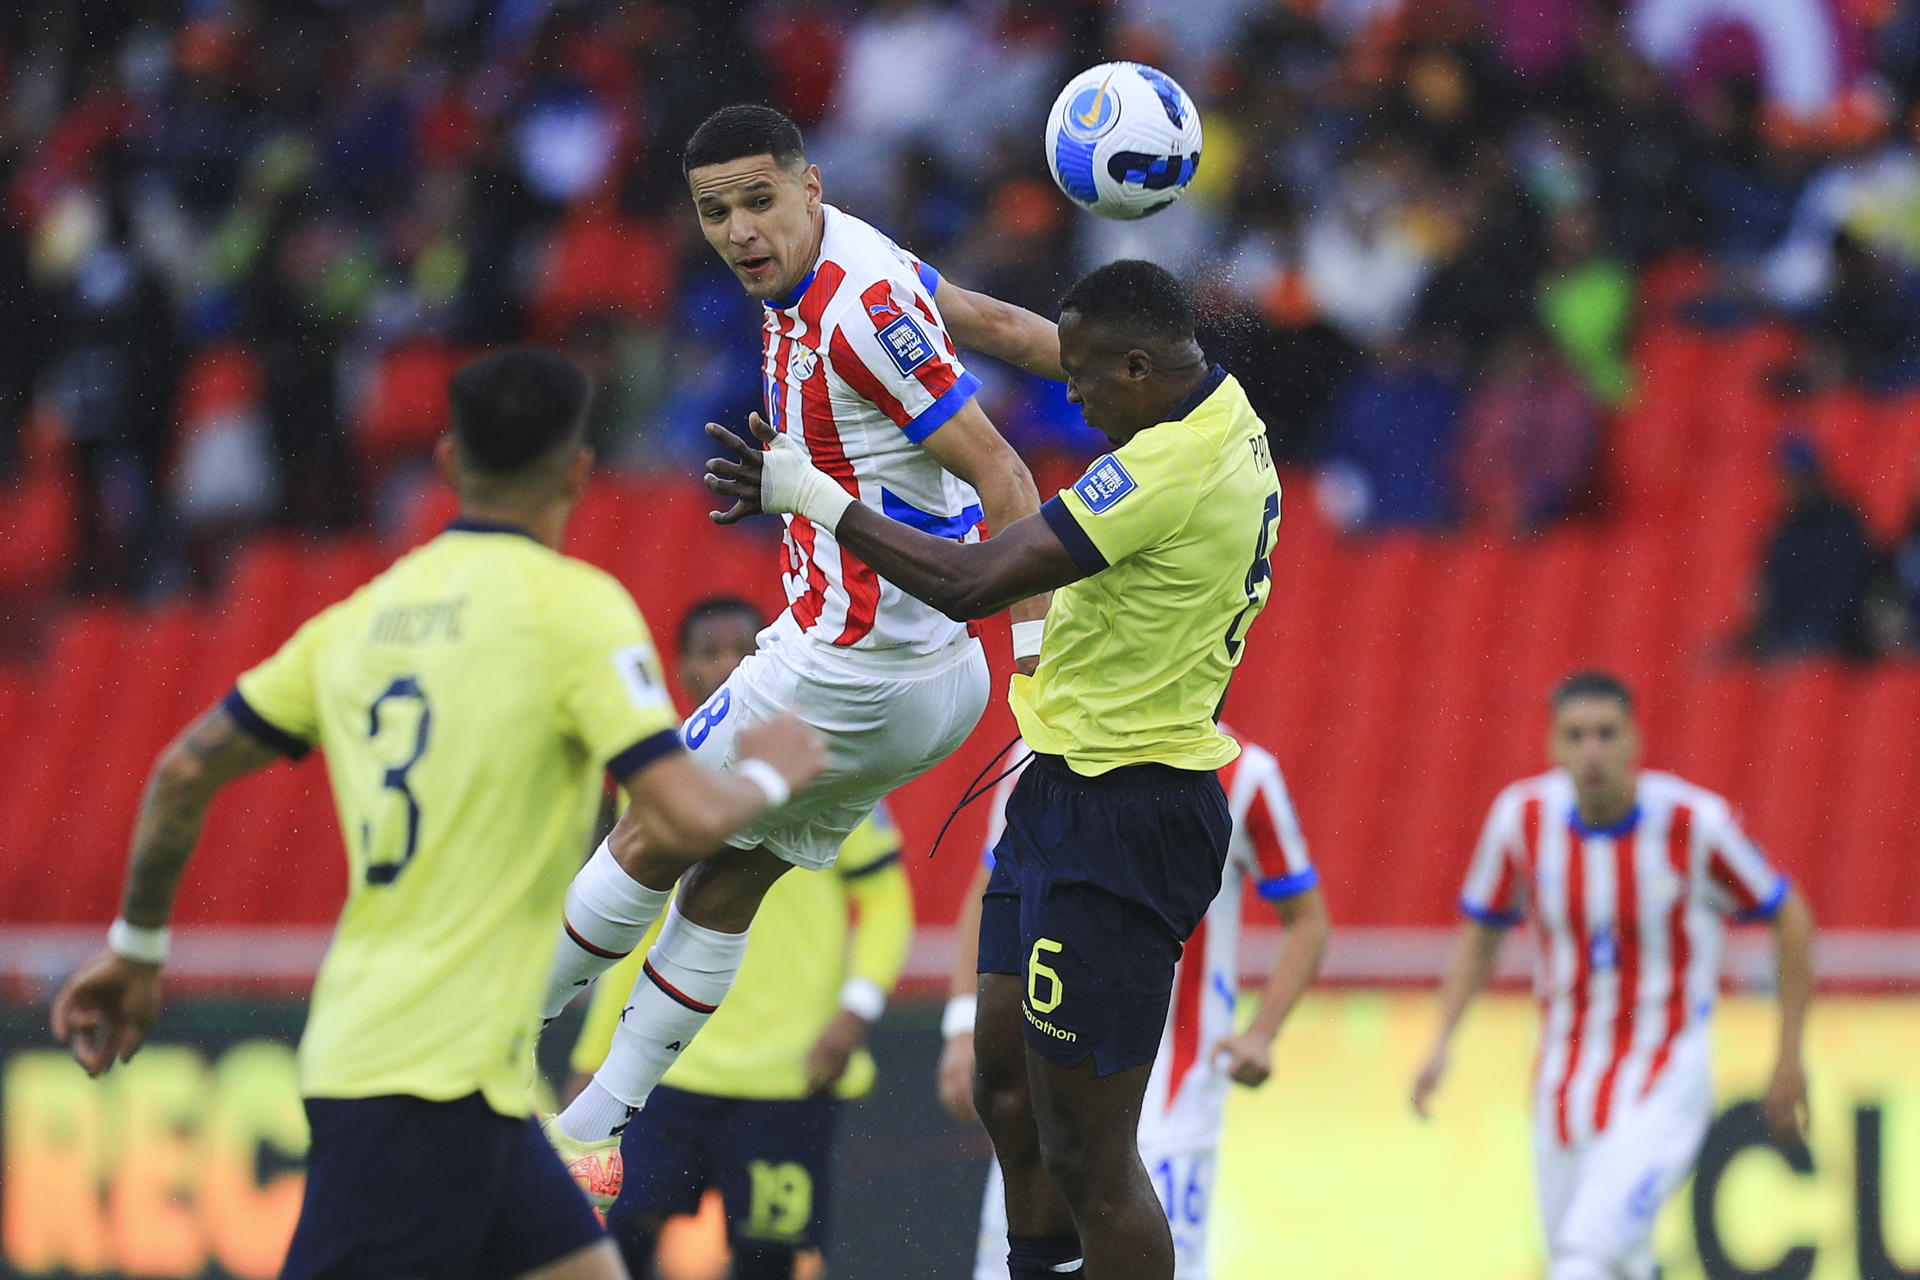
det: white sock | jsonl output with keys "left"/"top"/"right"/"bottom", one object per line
{"left": 541, "top": 839, "right": 672, "bottom": 1021}
{"left": 558, "top": 902, "right": 748, "bottom": 1140}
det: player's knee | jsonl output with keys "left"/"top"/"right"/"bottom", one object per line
{"left": 974, "top": 1074, "right": 1039, "bottom": 1158}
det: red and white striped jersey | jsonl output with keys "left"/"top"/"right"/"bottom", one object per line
{"left": 1460, "top": 769, "right": 1789, "bottom": 1147}
{"left": 759, "top": 204, "right": 986, "bottom": 654}
{"left": 983, "top": 729, "right": 1315, "bottom": 1152}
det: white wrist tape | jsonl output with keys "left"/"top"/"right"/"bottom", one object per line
{"left": 761, "top": 431, "right": 856, "bottom": 529}
{"left": 942, "top": 994, "right": 977, "bottom": 1039}
{"left": 1010, "top": 619, "right": 1045, "bottom": 661}
{"left": 736, "top": 757, "right": 792, "bottom": 808}
{"left": 108, "top": 919, "right": 170, "bottom": 965}
{"left": 839, "top": 976, "right": 887, "bottom": 1022}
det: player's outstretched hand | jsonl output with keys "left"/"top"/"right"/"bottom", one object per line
{"left": 1410, "top": 1046, "right": 1448, "bottom": 1120}
{"left": 50, "top": 951, "right": 162, "bottom": 1078}
{"left": 703, "top": 415, "right": 771, "bottom": 525}
{"left": 936, "top": 1030, "right": 978, "bottom": 1122}
{"left": 736, "top": 713, "right": 829, "bottom": 795}
{"left": 804, "top": 1010, "right": 867, "bottom": 1094}
{"left": 1762, "top": 1057, "right": 1810, "bottom": 1144}
{"left": 1209, "top": 1032, "right": 1274, "bottom": 1087}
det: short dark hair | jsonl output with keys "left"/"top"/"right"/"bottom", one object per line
{"left": 677, "top": 596, "right": 765, "bottom": 654}
{"left": 1058, "top": 259, "right": 1196, "bottom": 346}
{"left": 448, "top": 348, "right": 591, "bottom": 474}
{"left": 683, "top": 104, "right": 806, "bottom": 175}
{"left": 1551, "top": 670, "right": 1634, "bottom": 715}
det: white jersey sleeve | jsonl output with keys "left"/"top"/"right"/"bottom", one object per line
{"left": 1693, "top": 796, "right": 1789, "bottom": 921}
{"left": 1461, "top": 783, "right": 1531, "bottom": 927}
{"left": 1225, "top": 742, "right": 1315, "bottom": 899}
{"left": 824, "top": 256, "right": 980, "bottom": 445}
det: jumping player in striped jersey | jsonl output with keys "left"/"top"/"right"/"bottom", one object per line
{"left": 542, "top": 103, "right": 1062, "bottom": 1167}
{"left": 1411, "top": 671, "right": 1815, "bottom": 1280}
{"left": 941, "top": 729, "right": 1329, "bottom": 1280}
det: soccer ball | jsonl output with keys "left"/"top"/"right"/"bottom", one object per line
{"left": 1044, "top": 62, "right": 1203, "bottom": 220}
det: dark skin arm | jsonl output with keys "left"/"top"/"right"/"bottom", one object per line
{"left": 706, "top": 418, "right": 1086, "bottom": 619}
{"left": 51, "top": 704, "right": 283, "bottom": 1076}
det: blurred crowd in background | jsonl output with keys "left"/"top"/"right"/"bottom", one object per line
{"left": 3, "top": 0, "right": 1920, "bottom": 659}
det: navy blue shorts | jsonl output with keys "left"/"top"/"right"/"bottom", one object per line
{"left": 606, "top": 1085, "right": 838, "bottom": 1253}
{"left": 978, "top": 752, "right": 1230, "bottom": 1074}
{"left": 281, "top": 1093, "right": 603, "bottom": 1280}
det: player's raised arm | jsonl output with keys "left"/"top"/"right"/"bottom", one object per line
{"left": 50, "top": 701, "right": 284, "bottom": 1076}
{"left": 935, "top": 278, "right": 1063, "bottom": 381}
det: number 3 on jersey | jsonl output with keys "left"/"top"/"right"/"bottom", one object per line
{"left": 1224, "top": 491, "right": 1279, "bottom": 660}
{"left": 364, "top": 676, "right": 431, "bottom": 885}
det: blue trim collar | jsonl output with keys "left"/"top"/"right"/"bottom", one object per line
{"left": 763, "top": 266, "right": 818, "bottom": 312}
{"left": 1570, "top": 803, "right": 1641, "bottom": 839}
{"left": 445, "top": 517, "right": 539, "bottom": 541}
{"left": 1166, "top": 364, "right": 1227, "bottom": 422}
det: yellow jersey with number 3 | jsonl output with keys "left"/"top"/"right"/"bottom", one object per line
{"left": 1012, "top": 367, "right": 1279, "bottom": 776}
{"left": 228, "top": 520, "right": 682, "bottom": 1116}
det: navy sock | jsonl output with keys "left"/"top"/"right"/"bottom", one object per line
{"left": 1008, "top": 1231, "right": 1085, "bottom": 1278}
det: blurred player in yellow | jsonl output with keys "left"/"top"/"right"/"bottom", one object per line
{"left": 566, "top": 596, "right": 912, "bottom": 1280}
{"left": 49, "top": 349, "right": 825, "bottom": 1280}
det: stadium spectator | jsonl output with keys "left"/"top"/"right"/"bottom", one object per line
{"left": 1454, "top": 327, "right": 1600, "bottom": 534}
{"left": 1747, "top": 437, "right": 1879, "bottom": 659}
{"left": 1317, "top": 338, "right": 1463, "bottom": 530}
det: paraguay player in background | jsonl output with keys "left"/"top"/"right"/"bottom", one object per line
{"left": 707, "top": 259, "right": 1282, "bottom": 1280}
{"left": 565, "top": 596, "right": 913, "bottom": 1280}
{"left": 940, "top": 728, "right": 1329, "bottom": 1280}
{"left": 48, "top": 350, "right": 826, "bottom": 1280}
{"left": 541, "top": 103, "right": 1068, "bottom": 1177}
{"left": 1411, "top": 671, "right": 1816, "bottom": 1280}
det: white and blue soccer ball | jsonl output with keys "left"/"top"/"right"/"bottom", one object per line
{"left": 1044, "top": 62, "right": 1203, "bottom": 221}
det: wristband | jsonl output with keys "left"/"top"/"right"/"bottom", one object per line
{"left": 736, "top": 757, "right": 792, "bottom": 808}
{"left": 839, "top": 976, "right": 888, "bottom": 1022}
{"left": 761, "top": 432, "right": 857, "bottom": 529}
{"left": 1010, "top": 619, "right": 1045, "bottom": 661}
{"left": 941, "top": 994, "right": 977, "bottom": 1039}
{"left": 108, "top": 919, "right": 170, "bottom": 966}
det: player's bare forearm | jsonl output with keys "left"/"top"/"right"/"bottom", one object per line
{"left": 920, "top": 401, "right": 1053, "bottom": 635}
{"left": 1434, "top": 922, "right": 1506, "bottom": 1046}
{"left": 836, "top": 502, "right": 1080, "bottom": 619}
{"left": 1771, "top": 889, "right": 1814, "bottom": 1066}
{"left": 122, "top": 706, "right": 280, "bottom": 927}
{"left": 936, "top": 279, "right": 1062, "bottom": 381}
{"left": 1245, "top": 887, "right": 1329, "bottom": 1045}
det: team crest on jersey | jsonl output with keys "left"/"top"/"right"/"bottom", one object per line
{"left": 1075, "top": 455, "right": 1136, "bottom": 513}
{"left": 790, "top": 344, "right": 818, "bottom": 381}
{"left": 877, "top": 314, "right": 933, "bottom": 376}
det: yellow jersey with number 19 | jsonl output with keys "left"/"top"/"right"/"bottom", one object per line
{"left": 1012, "top": 366, "right": 1280, "bottom": 776}
{"left": 228, "top": 519, "right": 682, "bottom": 1117}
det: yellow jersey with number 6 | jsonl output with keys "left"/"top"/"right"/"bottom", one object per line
{"left": 228, "top": 520, "right": 681, "bottom": 1116}
{"left": 1013, "top": 367, "right": 1280, "bottom": 776}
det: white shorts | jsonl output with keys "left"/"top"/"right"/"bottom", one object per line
{"left": 975, "top": 1145, "right": 1216, "bottom": 1280}
{"left": 680, "top": 617, "right": 989, "bottom": 870}
{"left": 1534, "top": 1057, "right": 1711, "bottom": 1278}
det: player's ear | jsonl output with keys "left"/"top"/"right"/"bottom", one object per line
{"left": 1123, "top": 349, "right": 1153, "bottom": 382}
{"left": 565, "top": 443, "right": 595, "bottom": 502}
{"left": 434, "top": 435, "right": 459, "bottom": 490}
{"left": 802, "top": 163, "right": 822, "bottom": 210}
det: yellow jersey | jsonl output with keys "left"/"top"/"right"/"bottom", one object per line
{"left": 1013, "top": 367, "right": 1280, "bottom": 775}
{"left": 570, "top": 807, "right": 912, "bottom": 1100}
{"left": 228, "top": 519, "right": 682, "bottom": 1116}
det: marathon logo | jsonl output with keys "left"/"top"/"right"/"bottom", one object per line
{"left": 1024, "top": 1005, "right": 1078, "bottom": 1044}
{"left": 1074, "top": 455, "right": 1136, "bottom": 513}
{"left": 877, "top": 314, "right": 933, "bottom": 377}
